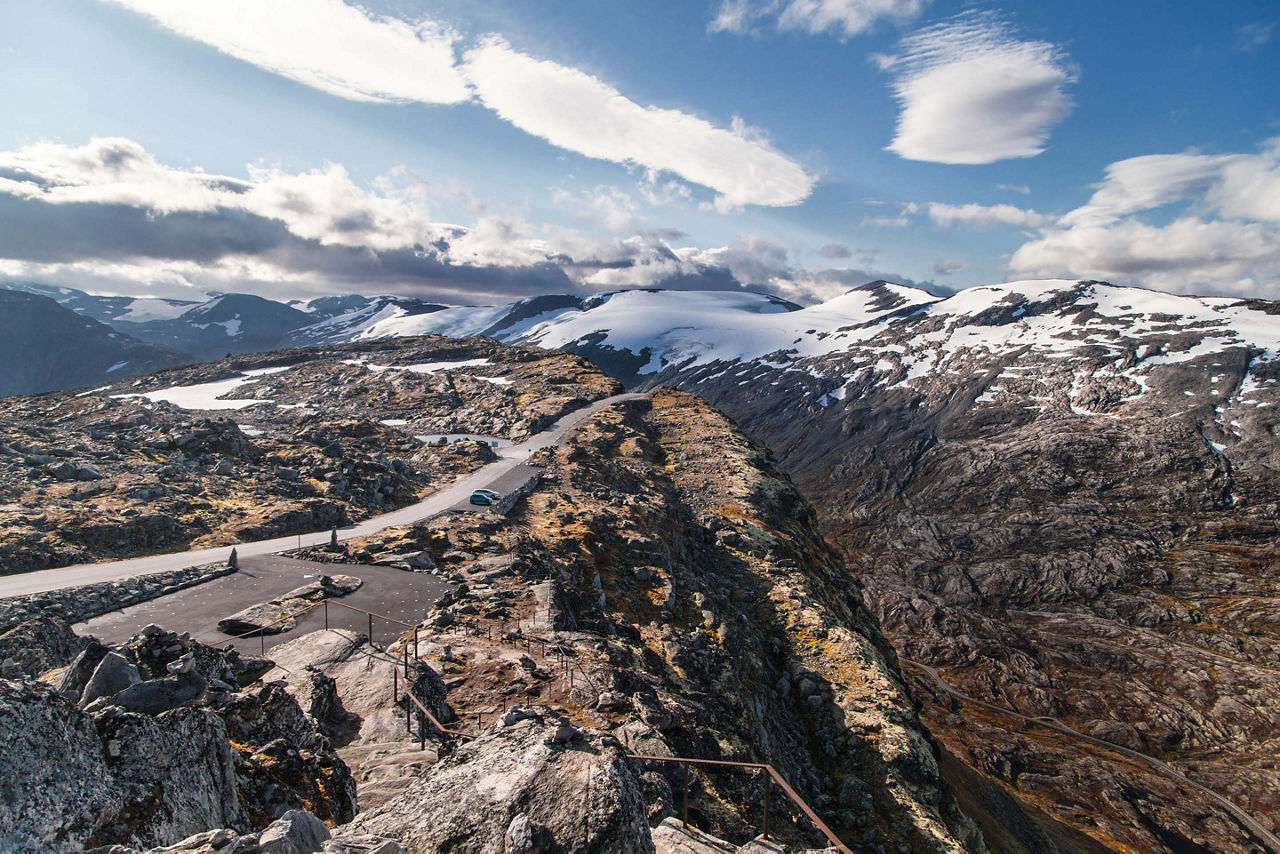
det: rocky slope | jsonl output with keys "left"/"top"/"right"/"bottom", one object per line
{"left": 308, "top": 389, "right": 986, "bottom": 851}
{"left": 0, "top": 290, "right": 191, "bottom": 396}
{"left": 0, "top": 335, "right": 617, "bottom": 573}
{"left": 624, "top": 281, "right": 1280, "bottom": 852}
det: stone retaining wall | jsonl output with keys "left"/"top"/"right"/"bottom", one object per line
{"left": 0, "top": 563, "right": 236, "bottom": 632}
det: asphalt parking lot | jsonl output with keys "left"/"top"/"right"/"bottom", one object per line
{"left": 77, "top": 554, "right": 454, "bottom": 657}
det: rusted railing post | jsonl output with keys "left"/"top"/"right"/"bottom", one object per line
{"left": 324, "top": 600, "right": 329, "bottom": 629}
{"left": 367, "top": 612, "right": 373, "bottom": 646}
{"left": 761, "top": 767, "right": 770, "bottom": 839}
{"left": 393, "top": 667, "right": 398, "bottom": 703}
{"left": 413, "top": 627, "right": 419, "bottom": 660}
{"left": 260, "top": 630, "right": 265, "bottom": 656}
{"left": 682, "top": 763, "right": 690, "bottom": 829}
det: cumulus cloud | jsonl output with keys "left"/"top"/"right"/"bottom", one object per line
{"left": 462, "top": 37, "right": 813, "bottom": 209}
{"left": 711, "top": 0, "right": 928, "bottom": 38}
{"left": 0, "top": 137, "right": 823, "bottom": 302}
{"left": 927, "top": 201, "right": 1051, "bottom": 228}
{"left": 105, "top": 0, "right": 469, "bottom": 104}
{"left": 106, "top": 0, "right": 812, "bottom": 209}
{"left": 878, "top": 12, "right": 1076, "bottom": 164}
{"left": 1009, "top": 139, "right": 1280, "bottom": 296}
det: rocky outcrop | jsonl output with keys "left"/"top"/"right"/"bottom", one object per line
{"left": 0, "top": 676, "right": 245, "bottom": 852}
{"left": 341, "top": 711, "right": 653, "bottom": 853}
{"left": 0, "top": 620, "right": 356, "bottom": 851}
{"left": 0, "top": 614, "right": 86, "bottom": 678}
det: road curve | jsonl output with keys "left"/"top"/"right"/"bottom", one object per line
{"left": 903, "top": 658, "right": 1280, "bottom": 853}
{"left": 1, "top": 392, "right": 646, "bottom": 599}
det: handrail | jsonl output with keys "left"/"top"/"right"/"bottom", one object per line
{"left": 327, "top": 598, "right": 415, "bottom": 628}
{"left": 628, "top": 754, "right": 852, "bottom": 853}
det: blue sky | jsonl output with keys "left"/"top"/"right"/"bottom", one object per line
{"left": 0, "top": 0, "right": 1276, "bottom": 304}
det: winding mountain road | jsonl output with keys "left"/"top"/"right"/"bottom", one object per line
{"left": 903, "top": 658, "right": 1280, "bottom": 852}
{"left": 0, "top": 392, "right": 644, "bottom": 599}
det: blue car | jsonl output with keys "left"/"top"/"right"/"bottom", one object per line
{"left": 469, "top": 489, "right": 500, "bottom": 506}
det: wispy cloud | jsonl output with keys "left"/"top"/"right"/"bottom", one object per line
{"left": 105, "top": 0, "right": 469, "bottom": 104}
{"left": 1009, "top": 139, "right": 1280, "bottom": 295}
{"left": 933, "top": 258, "right": 964, "bottom": 275}
{"left": 462, "top": 38, "right": 813, "bottom": 209}
{"left": 105, "top": 0, "right": 813, "bottom": 209}
{"left": 878, "top": 12, "right": 1076, "bottom": 165}
{"left": 1236, "top": 22, "right": 1274, "bottom": 52}
{"left": 711, "top": 0, "right": 928, "bottom": 39}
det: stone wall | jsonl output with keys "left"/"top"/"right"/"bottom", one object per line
{"left": 0, "top": 563, "right": 235, "bottom": 632}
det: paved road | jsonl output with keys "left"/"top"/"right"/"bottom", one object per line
{"left": 79, "top": 555, "right": 453, "bottom": 657}
{"left": 903, "top": 658, "right": 1280, "bottom": 853}
{"left": 2, "top": 392, "right": 644, "bottom": 598}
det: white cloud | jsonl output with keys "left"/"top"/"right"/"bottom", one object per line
{"left": 933, "top": 258, "right": 965, "bottom": 275}
{"left": 0, "top": 137, "right": 440, "bottom": 250}
{"left": 1008, "top": 139, "right": 1280, "bottom": 295}
{"left": 462, "top": 38, "right": 813, "bottom": 209}
{"left": 710, "top": 0, "right": 927, "bottom": 38}
{"left": 997, "top": 183, "right": 1031, "bottom": 194}
{"left": 106, "top": 0, "right": 813, "bottom": 209}
{"left": 927, "top": 202, "right": 1051, "bottom": 228}
{"left": 105, "top": 0, "right": 469, "bottom": 104}
{"left": 0, "top": 137, "right": 245, "bottom": 212}
{"left": 879, "top": 13, "right": 1076, "bottom": 165}
{"left": 0, "top": 137, "right": 821, "bottom": 302}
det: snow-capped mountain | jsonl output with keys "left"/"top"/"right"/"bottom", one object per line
{"left": 283, "top": 294, "right": 449, "bottom": 346}
{"left": 3, "top": 282, "right": 199, "bottom": 326}
{"left": 0, "top": 290, "right": 190, "bottom": 395}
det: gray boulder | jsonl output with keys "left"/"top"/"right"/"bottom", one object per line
{"left": 110, "top": 671, "right": 207, "bottom": 716}
{"left": 257, "top": 809, "right": 331, "bottom": 854}
{"left": 58, "top": 638, "right": 109, "bottom": 700}
{"left": 341, "top": 712, "right": 653, "bottom": 853}
{"left": 80, "top": 652, "right": 142, "bottom": 707}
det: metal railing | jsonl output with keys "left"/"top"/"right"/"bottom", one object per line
{"left": 628, "top": 754, "right": 852, "bottom": 853}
